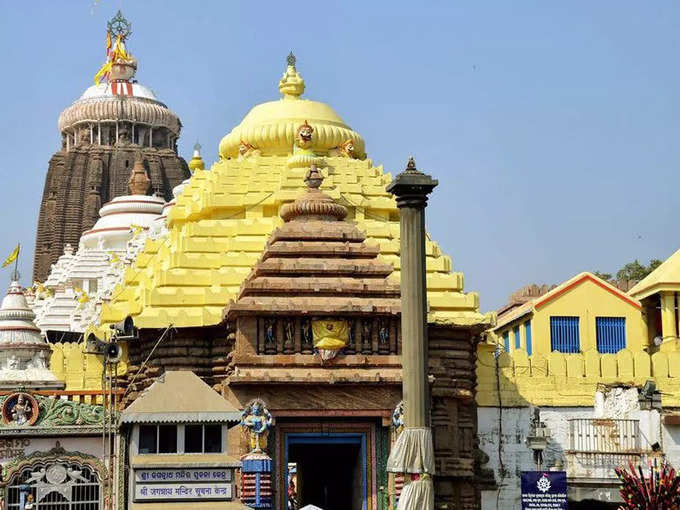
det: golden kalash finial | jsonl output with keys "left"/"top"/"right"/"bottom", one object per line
{"left": 279, "top": 51, "right": 305, "bottom": 99}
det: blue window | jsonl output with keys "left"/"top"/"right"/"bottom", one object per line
{"left": 503, "top": 331, "right": 510, "bottom": 352}
{"left": 550, "top": 316, "right": 580, "bottom": 353}
{"left": 596, "top": 317, "right": 626, "bottom": 353}
{"left": 525, "top": 321, "right": 533, "bottom": 356}
{"left": 514, "top": 325, "right": 521, "bottom": 349}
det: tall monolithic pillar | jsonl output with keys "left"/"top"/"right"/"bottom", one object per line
{"left": 386, "top": 157, "right": 438, "bottom": 510}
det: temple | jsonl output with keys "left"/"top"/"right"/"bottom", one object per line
{"left": 32, "top": 11, "right": 190, "bottom": 281}
{"left": 80, "top": 54, "right": 493, "bottom": 509}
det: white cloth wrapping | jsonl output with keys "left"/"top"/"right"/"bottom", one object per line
{"left": 386, "top": 427, "right": 436, "bottom": 474}
{"left": 396, "top": 477, "right": 434, "bottom": 510}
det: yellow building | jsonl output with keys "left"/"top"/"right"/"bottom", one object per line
{"left": 492, "top": 272, "right": 644, "bottom": 358}
{"left": 629, "top": 249, "right": 680, "bottom": 351}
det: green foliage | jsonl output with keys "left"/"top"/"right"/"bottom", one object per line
{"left": 594, "top": 258, "right": 662, "bottom": 284}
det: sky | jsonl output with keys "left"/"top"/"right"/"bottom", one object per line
{"left": 0, "top": 1, "right": 678, "bottom": 312}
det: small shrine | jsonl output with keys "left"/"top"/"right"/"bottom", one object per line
{"left": 0, "top": 281, "right": 63, "bottom": 390}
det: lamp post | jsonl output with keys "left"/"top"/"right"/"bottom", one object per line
{"left": 386, "top": 157, "right": 438, "bottom": 510}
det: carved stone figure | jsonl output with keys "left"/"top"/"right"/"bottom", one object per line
{"left": 378, "top": 318, "right": 389, "bottom": 345}
{"left": 241, "top": 399, "right": 274, "bottom": 453}
{"left": 361, "top": 319, "right": 372, "bottom": 353}
{"left": 238, "top": 140, "right": 260, "bottom": 159}
{"left": 283, "top": 318, "right": 294, "bottom": 352}
{"left": 264, "top": 318, "right": 277, "bottom": 354}
{"left": 392, "top": 401, "right": 405, "bottom": 434}
{"left": 11, "top": 395, "right": 32, "bottom": 425}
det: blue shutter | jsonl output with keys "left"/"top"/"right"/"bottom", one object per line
{"left": 503, "top": 331, "right": 510, "bottom": 352}
{"left": 550, "top": 316, "right": 580, "bottom": 353}
{"left": 514, "top": 325, "right": 521, "bottom": 349}
{"left": 525, "top": 321, "right": 533, "bottom": 356}
{"left": 596, "top": 317, "right": 626, "bottom": 353}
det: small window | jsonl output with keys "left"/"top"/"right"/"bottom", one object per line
{"left": 205, "top": 425, "right": 222, "bottom": 453}
{"left": 525, "top": 321, "right": 533, "bottom": 356}
{"left": 139, "top": 425, "right": 177, "bottom": 454}
{"left": 550, "top": 316, "right": 580, "bottom": 353}
{"left": 158, "top": 425, "right": 177, "bottom": 453}
{"left": 513, "top": 325, "right": 521, "bottom": 349}
{"left": 503, "top": 331, "right": 510, "bottom": 352}
{"left": 184, "top": 424, "right": 223, "bottom": 453}
{"left": 596, "top": 317, "right": 626, "bottom": 353}
{"left": 185, "top": 425, "right": 203, "bottom": 453}
{"left": 139, "top": 425, "right": 157, "bottom": 454}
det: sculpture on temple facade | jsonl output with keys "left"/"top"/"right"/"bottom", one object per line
{"left": 2, "top": 393, "right": 39, "bottom": 426}
{"left": 392, "top": 401, "right": 405, "bottom": 434}
{"left": 295, "top": 121, "right": 314, "bottom": 152}
{"left": 238, "top": 140, "right": 260, "bottom": 159}
{"left": 241, "top": 399, "right": 274, "bottom": 453}
{"left": 328, "top": 139, "right": 357, "bottom": 158}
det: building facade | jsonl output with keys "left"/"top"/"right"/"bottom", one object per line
{"left": 477, "top": 269, "right": 680, "bottom": 509}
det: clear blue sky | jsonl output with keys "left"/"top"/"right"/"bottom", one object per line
{"left": 1, "top": 1, "right": 678, "bottom": 311}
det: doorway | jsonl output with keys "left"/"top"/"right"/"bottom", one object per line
{"left": 285, "top": 433, "right": 366, "bottom": 510}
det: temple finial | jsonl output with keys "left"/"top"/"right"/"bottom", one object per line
{"left": 304, "top": 165, "right": 324, "bottom": 190}
{"left": 406, "top": 156, "right": 417, "bottom": 173}
{"left": 107, "top": 10, "right": 132, "bottom": 39}
{"left": 287, "top": 52, "right": 296, "bottom": 68}
{"left": 193, "top": 141, "right": 202, "bottom": 152}
{"left": 279, "top": 52, "right": 305, "bottom": 98}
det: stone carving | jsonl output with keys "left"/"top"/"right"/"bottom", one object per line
{"left": 283, "top": 318, "right": 295, "bottom": 353}
{"left": 378, "top": 318, "right": 389, "bottom": 345}
{"left": 301, "top": 319, "right": 313, "bottom": 353}
{"left": 264, "top": 318, "right": 277, "bottom": 354}
{"left": 1, "top": 393, "right": 39, "bottom": 426}
{"left": 361, "top": 319, "right": 372, "bottom": 354}
{"left": 241, "top": 399, "right": 274, "bottom": 453}
{"left": 0, "top": 393, "right": 104, "bottom": 428}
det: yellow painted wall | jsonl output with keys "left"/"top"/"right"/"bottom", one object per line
{"left": 495, "top": 277, "right": 645, "bottom": 355}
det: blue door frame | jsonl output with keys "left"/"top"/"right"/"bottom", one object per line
{"left": 284, "top": 432, "right": 367, "bottom": 510}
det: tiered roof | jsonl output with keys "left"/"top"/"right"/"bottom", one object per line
{"left": 224, "top": 166, "right": 400, "bottom": 319}
{"left": 95, "top": 58, "right": 492, "bottom": 333}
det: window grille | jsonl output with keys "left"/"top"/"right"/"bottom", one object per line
{"left": 503, "top": 331, "right": 510, "bottom": 352}
{"left": 514, "top": 325, "right": 521, "bottom": 349}
{"left": 5, "top": 462, "right": 100, "bottom": 510}
{"left": 596, "top": 317, "right": 626, "bottom": 353}
{"left": 550, "top": 316, "right": 580, "bottom": 353}
{"left": 569, "top": 418, "right": 641, "bottom": 453}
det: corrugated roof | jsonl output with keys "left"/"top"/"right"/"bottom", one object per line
{"left": 120, "top": 371, "right": 241, "bottom": 424}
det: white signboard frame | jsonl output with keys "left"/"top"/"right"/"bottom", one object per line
{"left": 132, "top": 468, "right": 234, "bottom": 503}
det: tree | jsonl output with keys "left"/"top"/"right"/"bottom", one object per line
{"left": 593, "top": 258, "right": 662, "bottom": 285}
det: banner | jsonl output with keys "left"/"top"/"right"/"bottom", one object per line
{"left": 521, "top": 471, "right": 568, "bottom": 510}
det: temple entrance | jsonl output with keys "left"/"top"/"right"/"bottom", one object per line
{"left": 285, "top": 433, "right": 366, "bottom": 510}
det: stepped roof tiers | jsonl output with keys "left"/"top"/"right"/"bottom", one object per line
{"left": 33, "top": 12, "right": 190, "bottom": 281}
{"left": 0, "top": 281, "right": 64, "bottom": 389}
{"left": 90, "top": 56, "right": 493, "bottom": 508}
{"left": 31, "top": 155, "right": 165, "bottom": 337}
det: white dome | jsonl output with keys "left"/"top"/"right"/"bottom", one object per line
{"left": 79, "top": 82, "right": 158, "bottom": 101}
{"left": 80, "top": 194, "right": 165, "bottom": 250}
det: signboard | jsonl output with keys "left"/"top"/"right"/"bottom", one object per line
{"left": 133, "top": 468, "right": 234, "bottom": 502}
{"left": 521, "top": 471, "right": 568, "bottom": 510}
{"left": 135, "top": 482, "right": 232, "bottom": 501}
{"left": 135, "top": 468, "right": 232, "bottom": 483}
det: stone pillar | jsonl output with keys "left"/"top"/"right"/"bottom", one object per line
{"left": 386, "top": 157, "right": 438, "bottom": 510}
{"left": 660, "top": 291, "right": 678, "bottom": 351}
{"left": 149, "top": 126, "right": 153, "bottom": 147}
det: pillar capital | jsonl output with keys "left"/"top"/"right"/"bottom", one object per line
{"left": 386, "top": 157, "right": 438, "bottom": 208}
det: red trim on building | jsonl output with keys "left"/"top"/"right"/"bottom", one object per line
{"left": 535, "top": 274, "right": 641, "bottom": 310}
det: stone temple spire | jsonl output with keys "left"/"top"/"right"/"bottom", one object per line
{"left": 0, "top": 281, "right": 63, "bottom": 389}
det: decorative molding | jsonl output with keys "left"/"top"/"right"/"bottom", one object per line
{"left": 0, "top": 393, "right": 105, "bottom": 429}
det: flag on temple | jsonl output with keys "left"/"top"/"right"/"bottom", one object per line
{"left": 2, "top": 244, "right": 19, "bottom": 268}
{"left": 312, "top": 320, "right": 349, "bottom": 350}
